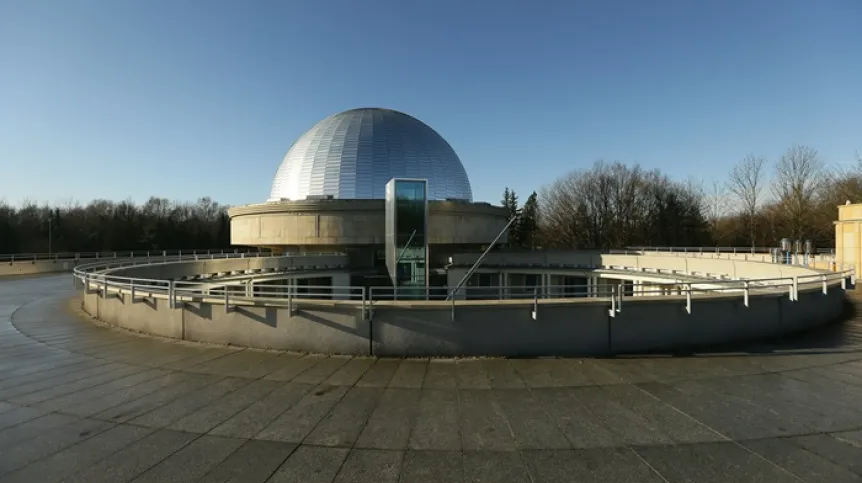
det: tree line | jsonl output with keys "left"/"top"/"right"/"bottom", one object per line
{"left": 0, "top": 197, "right": 231, "bottom": 254}
{"left": 501, "top": 162, "right": 711, "bottom": 250}
{"left": 1, "top": 143, "right": 857, "bottom": 255}
{"left": 501, "top": 145, "right": 860, "bottom": 251}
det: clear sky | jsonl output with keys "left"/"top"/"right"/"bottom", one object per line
{"left": 0, "top": 0, "right": 860, "bottom": 207}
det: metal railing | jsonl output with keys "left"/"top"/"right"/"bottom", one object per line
{"left": 1, "top": 248, "right": 268, "bottom": 263}
{"left": 623, "top": 246, "right": 835, "bottom": 255}
{"left": 72, "top": 255, "right": 856, "bottom": 320}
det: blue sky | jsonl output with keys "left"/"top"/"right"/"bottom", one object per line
{"left": 0, "top": 0, "right": 860, "bottom": 207}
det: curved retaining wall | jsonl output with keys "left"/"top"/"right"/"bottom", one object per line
{"left": 100, "top": 253, "right": 347, "bottom": 280}
{"left": 78, "top": 254, "right": 851, "bottom": 357}
{"left": 1, "top": 258, "right": 94, "bottom": 277}
{"left": 81, "top": 284, "right": 846, "bottom": 357}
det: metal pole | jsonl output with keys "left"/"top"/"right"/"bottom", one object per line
{"left": 392, "top": 229, "right": 418, "bottom": 301}
{"left": 48, "top": 217, "right": 52, "bottom": 257}
{"left": 446, "top": 212, "right": 519, "bottom": 301}
{"left": 395, "top": 230, "right": 418, "bottom": 265}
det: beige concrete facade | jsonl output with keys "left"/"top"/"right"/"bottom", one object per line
{"left": 228, "top": 199, "right": 509, "bottom": 251}
{"left": 0, "top": 259, "right": 83, "bottom": 277}
{"left": 836, "top": 203, "right": 862, "bottom": 277}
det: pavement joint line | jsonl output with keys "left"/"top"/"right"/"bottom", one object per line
{"left": 0, "top": 418, "right": 121, "bottom": 480}
{"left": 6, "top": 364, "right": 165, "bottom": 407}
{"left": 0, "top": 360, "right": 126, "bottom": 396}
{"left": 628, "top": 447, "right": 673, "bottom": 483}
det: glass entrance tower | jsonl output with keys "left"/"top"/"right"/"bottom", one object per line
{"left": 385, "top": 178, "right": 429, "bottom": 297}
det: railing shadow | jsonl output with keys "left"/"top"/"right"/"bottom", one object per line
{"left": 636, "top": 296, "right": 862, "bottom": 358}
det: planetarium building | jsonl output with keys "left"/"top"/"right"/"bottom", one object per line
{"left": 229, "top": 108, "right": 509, "bottom": 290}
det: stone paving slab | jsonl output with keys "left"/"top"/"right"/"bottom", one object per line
{"left": 2, "top": 274, "right": 862, "bottom": 482}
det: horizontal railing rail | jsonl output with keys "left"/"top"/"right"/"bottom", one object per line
{"left": 1, "top": 247, "right": 269, "bottom": 263}
{"left": 622, "top": 246, "right": 835, "bottom": 255}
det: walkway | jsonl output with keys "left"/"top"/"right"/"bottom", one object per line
{"left": 1, "top": 275, "right": 862, "bottom": 482}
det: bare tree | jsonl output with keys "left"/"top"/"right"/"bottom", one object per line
{"left": 772, "top": 145, "right": 825, "bottom": 240}
{"left": 537, "top": 161, "right": 710, "bottom": 249}
{"left": 693, "top": 178, "right": 728, "bottom": 244}
{"left": 726, "top": 155, "right": 766, "bottom": 249}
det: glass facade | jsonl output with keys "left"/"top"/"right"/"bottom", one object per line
{"left": 385, "top": 178, "right": 429, "bottom": 297}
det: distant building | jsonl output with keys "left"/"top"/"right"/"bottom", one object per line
{"left": 835, "top": 202, "right": 862, "bottom": 276}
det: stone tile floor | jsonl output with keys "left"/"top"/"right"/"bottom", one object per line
{"left": 1, "top": 274, "right": 862, "bottom": 482}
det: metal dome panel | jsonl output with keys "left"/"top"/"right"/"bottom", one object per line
{"left": 269, "top": 108, "right": 473, "bottom": 202}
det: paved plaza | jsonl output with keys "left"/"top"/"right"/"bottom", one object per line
{"left": 2, "top": 275, "right": 862, "bottom": 482}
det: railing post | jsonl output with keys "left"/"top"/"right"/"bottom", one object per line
{"left": 792, "top": 276, "right": 798, "bottom": 302}
{"left": 822, "top": 274, "right": 827, "bottom": 295}
{"left": 130, "top": 280, "right": 135, "bottom": 302}
{"left": 168, "top": 280, "right": 175, "bottom": 308}
{"left": 532, "top": 287, "right": 538, "bottom": 321}
{"left": 743, "top": 281, "right": 749, "bottom": 307}
{"left": 451, "top": 293, "right": 456, "bottom": 321}
{"left": 685, "top": 283, "right": 692, "bottom": 314}
{"left": 224, "top": 287, "right": 230, "bottom": 313}
{"left": 287, "top": 281, "right": 293, "bottom": 314}
{"left": 617, "top": 283, "right": 623, "bottom": 312}
{"left": 608, "top": 285, "right": 616, "bottom": 317}
{"left": 102, "top": 276, "right": 107, "bottom": 299}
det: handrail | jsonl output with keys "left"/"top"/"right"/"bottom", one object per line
{"left": 622, "top": 246, "right": 835, "bottom": 255}
{"left": 72, "top": 253, "right": 856, "bottom": 314}
{"left": 1, "top": 248, "right": 267, "bottom": 263}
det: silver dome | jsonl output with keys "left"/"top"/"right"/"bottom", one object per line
{"left": 269, "top": 108, "right": 473, "bottom": 202}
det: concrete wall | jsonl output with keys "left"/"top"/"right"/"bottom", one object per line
{"left": 80, "top": 280, "right": 848, "bottom": 357}
{"left": 229, "top": 199, "right": 508, "bottom": 247}
{"left": 449, "top": 252, "right": 832, "bottom": 283}
{"left": 83, "top": 290, "right": 369, "bottom": 353}
{"left": 101, "top": 254, "right": 348, "bottom": 280}
{"left": 836, "top": 203, "right": 862, "bottom": 279}
{"left": 635, "top": 250, "right": 840, "bottom": 271}
{"left": 611, "top": 294, "right": 781, "bottom": 353}
{"left": 370, "top": 301, "right": 611, "bottom": 357}
{"left": 1, "top": 258, "right": 93, "bottom": 277}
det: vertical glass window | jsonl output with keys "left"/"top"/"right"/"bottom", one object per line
{"left": 386, "top": 179, "right": 429, "bottom": 297}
